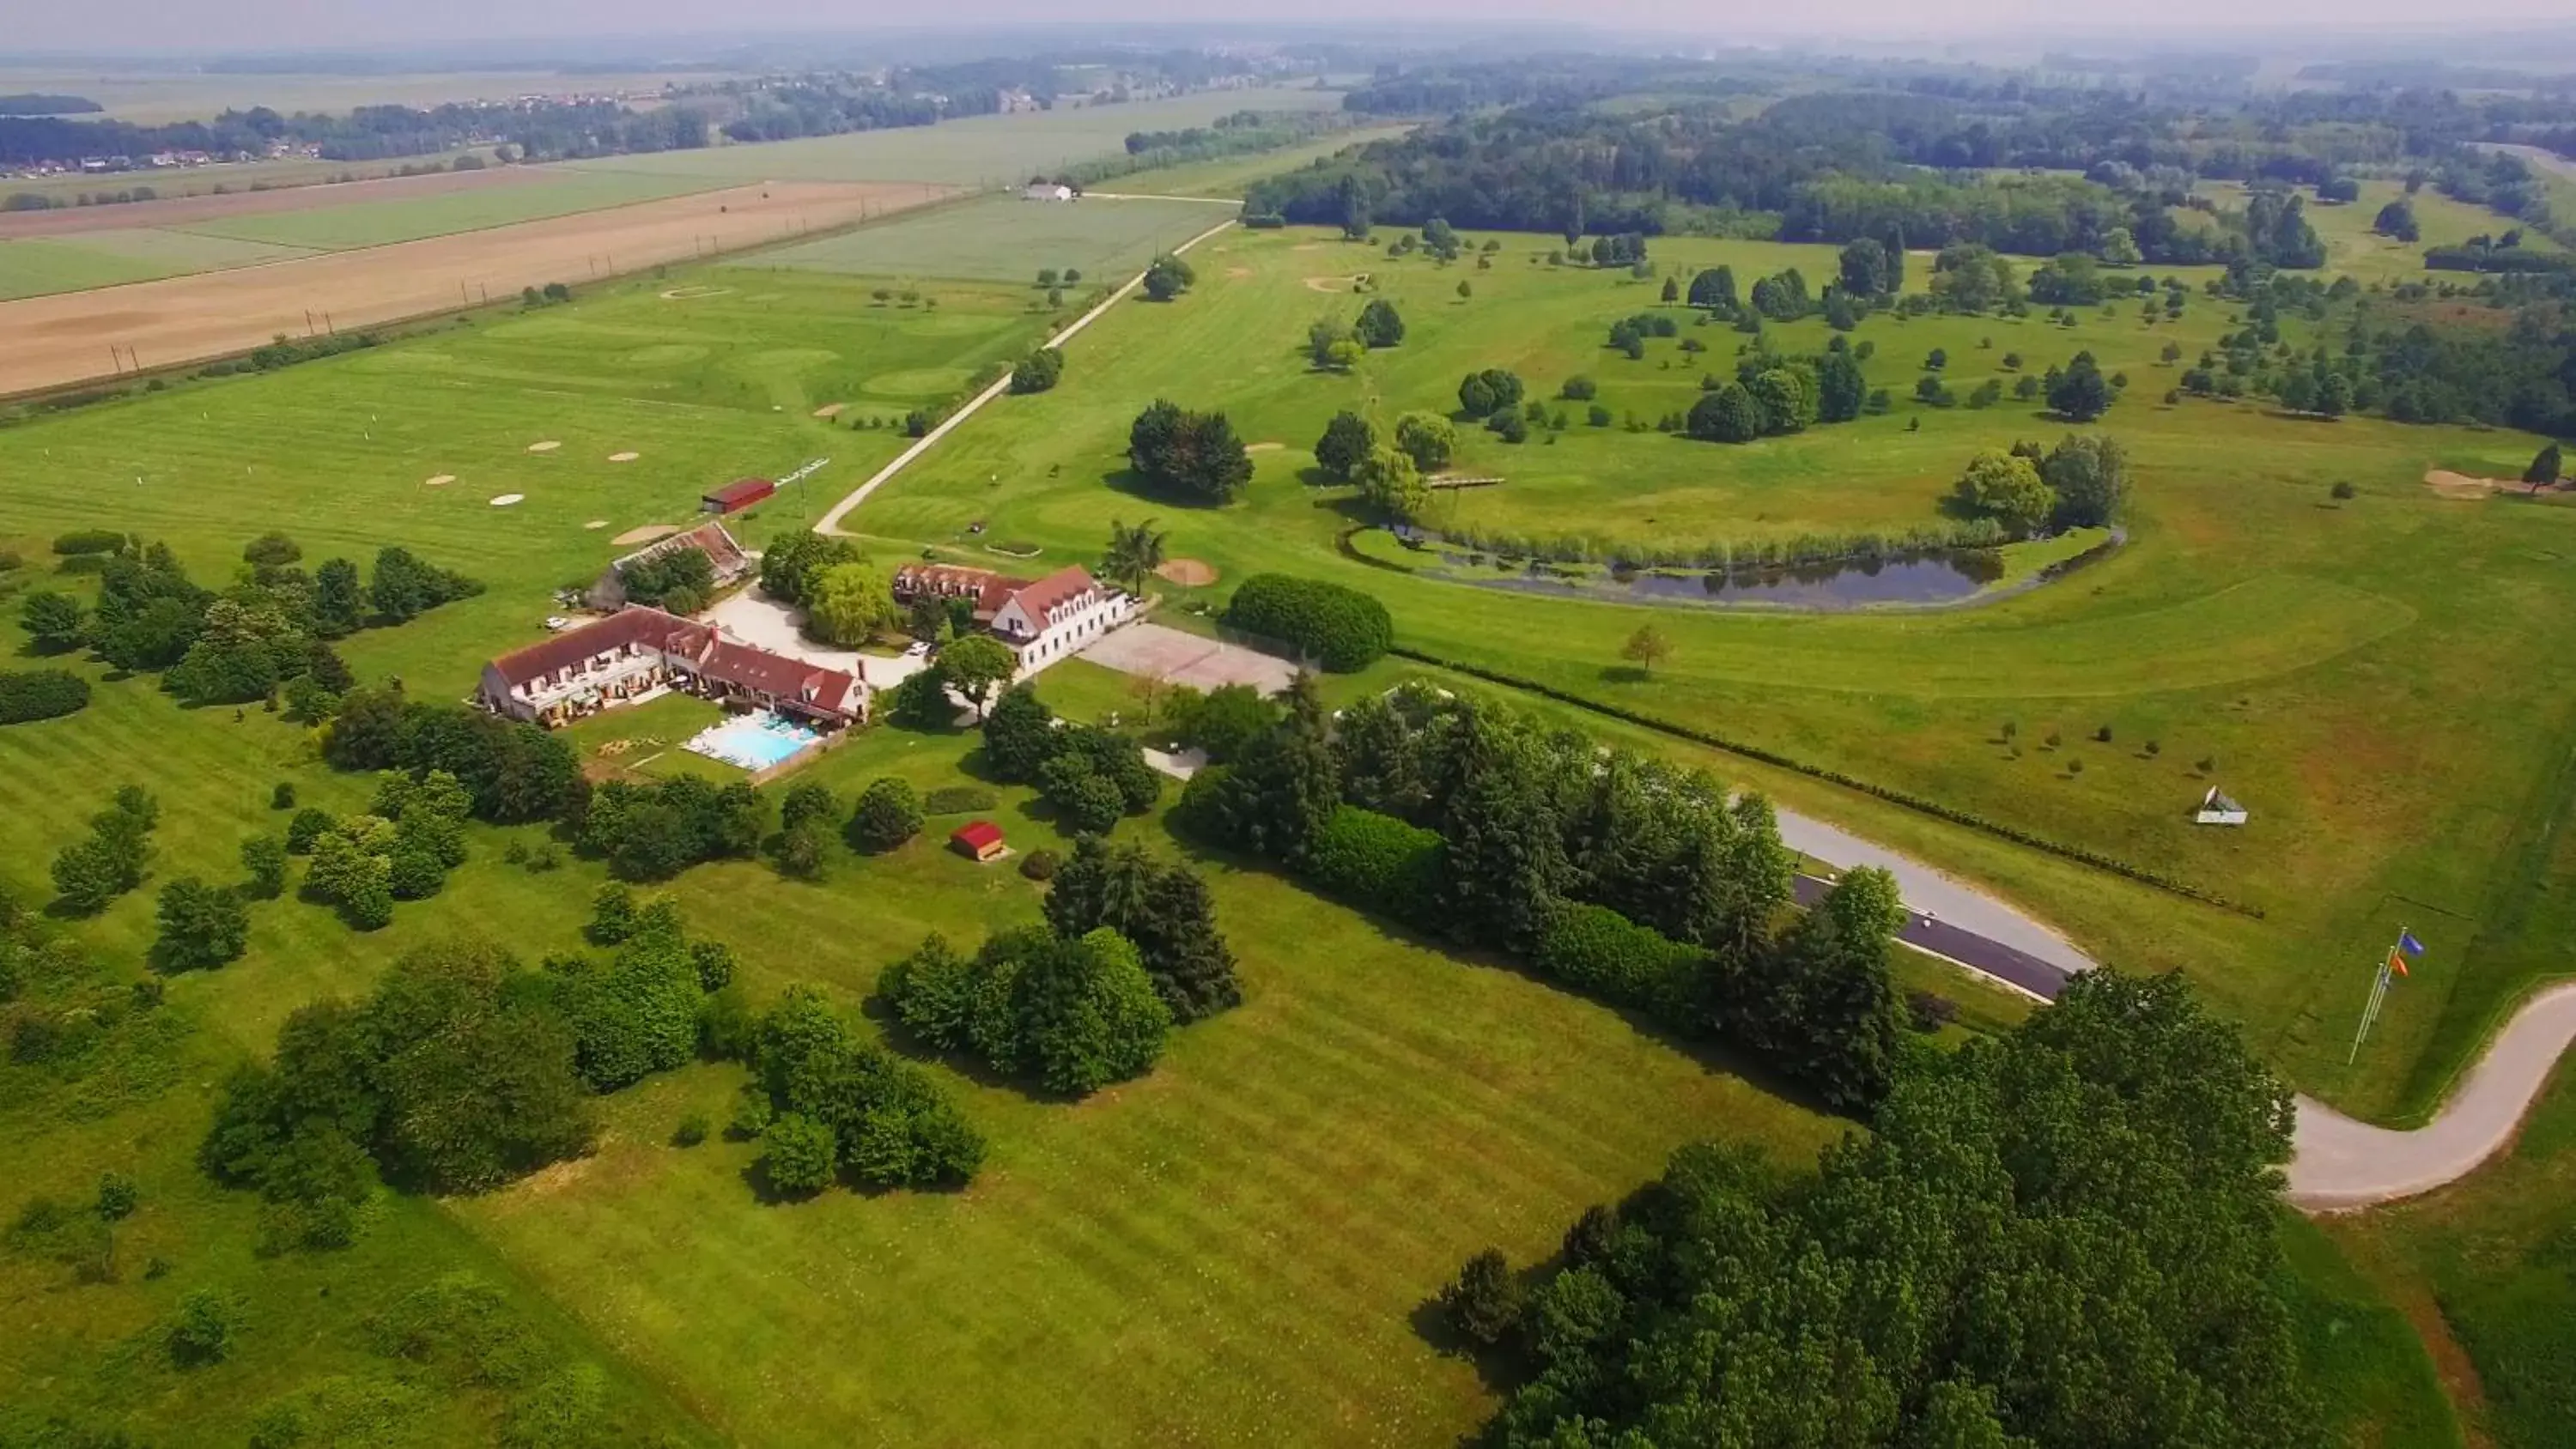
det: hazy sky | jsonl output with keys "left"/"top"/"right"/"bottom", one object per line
{"left": 6, "top": 0, "right": 2575, "bottom": 57}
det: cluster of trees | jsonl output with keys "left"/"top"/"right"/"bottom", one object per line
{"left": 202, "top": 939, "right": 603, "bottom": 1245}
{"left": 882, "top": 834, "right": 1238, "bottom": 1094}
{"left": 1305, "top": 299, "right": 1406, "bottom": 371}
{"left": 1184, "top": 680, "right": 1908, "bottom": 1111}
{"left": 1127, "top": 399, "right": 1255, "bottom": 504}
{"left": 1952, "top": 434, "right": 2130, "bottom": 535}
{"left": 1311, "top": 409, "right": 1458, "bottom": 523}
{"left": 580, "top": 775, "right": 766, "bottom": 882}
{"left": 322, "top": 682, "right": 586, "bottom": 825}
{"left": 48, "top": 785, "right": 160, "bottom": 916}
{"left": 289, "top": 771, "right": 473, "bottom": 930}
{"left": 19, "top": 533, "right": 472, "bottom": 715}
{"left": 1686, "top": 346, "right": 1870, "bottom": 443}
{"left": 980, "top": 683, "right": 1163, "bottom": 834}
{"left": 760, "top": 530, "right": 898, "bottom": 647}
{"left": 613, "top": 541, "right": 714, "bottom": 614}
{"left": 741, "top": 984, "right": 985, "bottom": 1194}
{"left": 1220, "top": 573, "right": 1394, "bottom": 673}
{"left": 882, "top": 926, "right": 1169, "bottom": 1096}
{"left": 1467, "top": 971, "right": 2322, "bottom": 1449}
{"left": 1010, "top": 345, "right": 1063, "bottom": 394}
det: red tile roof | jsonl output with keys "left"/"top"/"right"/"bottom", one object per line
{"left": 950, "top": 821, "right": 1004, "bottom": 851}
{"left": 487, "top": 607, "right": 708, "bottom": 688}
{"left": 1002, "top": 565, "right": 1099, "bottom": 624}
{"left": 696, "top": 639, "right": 860, "bottom": 717}
{"left": 617, "top": 520, "right": 749, "bottom": 579}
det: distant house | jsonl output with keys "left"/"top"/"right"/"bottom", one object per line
{"left": 951, "top": 821, "right": 1007, "bottom": 862}
{"left": 892, "top": 561, "right": 1133, "bottom": 673}
{"left": 2196, "top": 786, "right": 2250, "bottom": 827}
{"left": 702, "top": 477, "right": 775, "bottom": 514}
{"left": 585, "top": 519, "right": 750, "bottom": 610}
{"left": 1022, "top": 181, "right": 1074, "bottom": 203}
{"left": 477, "top": 605, "right": 861, "bottom": 729}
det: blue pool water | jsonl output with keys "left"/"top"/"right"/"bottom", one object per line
{"left": 685, "top": 711, "right": 822, "bottom": 771}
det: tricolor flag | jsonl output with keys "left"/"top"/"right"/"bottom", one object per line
{"left": 2390, "top": 931, "right": 2427, "bottom": 978}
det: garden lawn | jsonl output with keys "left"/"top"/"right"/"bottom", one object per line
{"left": 750, "top": 192, "right": 1232, "bottom": 285}
{"left": 851, "top": 222, "right": 2576, "bottom": 1123}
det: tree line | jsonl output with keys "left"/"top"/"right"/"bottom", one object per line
{"left": 1452, "top": 970, "right": 2323, "bottom": 1448}
{"left": 1182, "top": 678, "right": 1911, "bottom": 1113}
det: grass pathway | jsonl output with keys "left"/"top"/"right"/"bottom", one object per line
{"left": 812, "top": 215, "right": 1236, "bottom": 534}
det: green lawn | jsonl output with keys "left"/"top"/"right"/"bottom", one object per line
{"left": 1117, "top": 124, "right": 1414, "bottom": 198}
{"left": 567, "top": 88, "right": 1349, "bottom": 186}
{"left": 750, "top": 192, "right": 1234, "bottom": 286}
{"left": 170, "top": 170, "right": 726, "bottom": 251}
{"left": 850, "top": 222, "right": 2576, "bottom": 1125}
{"left": 2200, "top": 179, "right": 2561, "bottom": 286}
{"left": 2328, "top": 1062, "right": 2576, "bottom": 1449}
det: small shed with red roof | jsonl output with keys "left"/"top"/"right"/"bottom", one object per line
{"left": 702, "top": 477, "right": 775, "bottom": 514}
{"left": 949, "top": 821, "right": 1007, "bottom": 862}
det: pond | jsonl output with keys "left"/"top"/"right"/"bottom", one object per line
{"left": 1438, "top": 549, "right": 2007, "bottom": 610}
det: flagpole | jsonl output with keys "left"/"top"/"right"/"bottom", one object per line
{"left": 2348, "top": 925, "right": 2410, "bottom": 1064}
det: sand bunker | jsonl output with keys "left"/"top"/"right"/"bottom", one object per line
{"left": 2423, "top": 469, "right": 2530, "bottom": 499}
{"left": 584, "top": 519, "right": 609, "bottom": 530}
{"left": 423, "top": 474, "right": 456, "bottom": 487}
{"left": 526, "top": 440, "right": 561, "bottom": 453}
{"left": 1303, "top": 276, "right": 1358, "bottom": 294}
{"left": 811, "top": 403, "right": 845, "bottom": 418}
{"left": 608, "top": 451, "right": 641, "bottom": 463}
{"left": 1156, "top": 558, "right": 1219, "bottom": 586}
{"left": 611, "top": 524, "right": 681, "bottom": 546}
{"left": 1225, "top": 266, "right": 1253, "bottom": 279}
{"left": 490, "top": 494, "right": 525, "bottom": 507}
{"left": 1246, "top": 441, "right": 1285, "bottom": 452}
{"left": 660, "top": 285, "right": 732, "bottom": 300}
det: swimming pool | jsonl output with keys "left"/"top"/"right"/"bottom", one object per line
{"left": 683, "top": 711, "right": 823, "bottom": 772}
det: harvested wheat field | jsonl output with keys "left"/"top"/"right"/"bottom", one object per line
{"left": 0, "top": 179, "right": 954, "bottom": 397}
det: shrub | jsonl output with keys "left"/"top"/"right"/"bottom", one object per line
{"left": 762, "top": 1113, "right": 839, "bottom": 1195}
{"left": 673, "top": 1113, "right": 710, "bottom": 1148}
{"left": 1221, "top": 573, "right": 1393, "bottom": 672}
{"left": 52, "top": 529, "right": 125, "bottom": 556}
{"left": 1019, "top": 848, "right": 1060, "bottom": 881}
{"left": 846, "top": 777, "right": 924, "bottom": 852}
{"left": 285, "top": 808, "right": 336, "bottom": 854}
{"left": 1906, "top": 990, "right": 1960, "bottom": 1033}
{"left": 1304, "top": 805, "right": 1445, "bottom": 925}
{"left": 0, "top": 670, "right": 90, "bottom": 724}
{"left": 168, "top": 1288, "right": 242, "bottom": 1366}
{"left": 271, "top": 781, "right": 297, "bottom": 810}
{"left": 95, "top": 1172, "right": 140, "bottom": 1221}
{"left": 1534, "top": 902, "right": 1705, "bottom": 1016}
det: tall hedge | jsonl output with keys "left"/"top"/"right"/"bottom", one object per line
{"left": 1305, "top": 805, "right": 1445, "bottom": 925}
{"left": 0, "top": 669, "right": 91, "bottom": 724}
{"left": 1221, "top": 573, "right": 1393, "bottom": 672}
{"left": 1534, "top": 902, "right": 1708, "bottom": 1018}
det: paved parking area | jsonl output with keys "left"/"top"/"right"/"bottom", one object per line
{"left": 1079, "top": 621, "right": 1298, "bottom": 694}
{"left": 701, "top": 591, "right": 931, "bottom": 691}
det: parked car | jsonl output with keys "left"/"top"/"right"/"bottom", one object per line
{"left": 544, "top": 615, "right": 572, "bottom": 632}
{"left": 903, "top": 640, "right": 933, "bottom": 658}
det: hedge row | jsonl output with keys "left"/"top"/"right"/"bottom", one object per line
{"left": 1534, "top": 900, "right": 1704, "bottom": 1017}
{"left": 1387, "top": 648, "right": 2263, "bottom": 919}
{"left": 1304, "top": 804, "right": 1446, "bottom": 923}
{"left": 1222, "top": 573, "right": 1393, "bottom": 672}
{"left": 0, "top": 669, "right": 91, "bottom": 724}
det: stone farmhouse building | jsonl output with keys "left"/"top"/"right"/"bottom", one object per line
{"left": 892, "top": 562, "right": 1133, "bottom": 672}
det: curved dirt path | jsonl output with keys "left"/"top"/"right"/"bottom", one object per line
{"left": 2287, "top": 982, "right": 2576, "bottom": 1210}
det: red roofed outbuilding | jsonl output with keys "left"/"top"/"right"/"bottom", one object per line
{"left": 950, "top": 821, "right": 1007, "bottom": 862}
{"left": 702, "top": 477, "right": 775, "bottom": 514}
